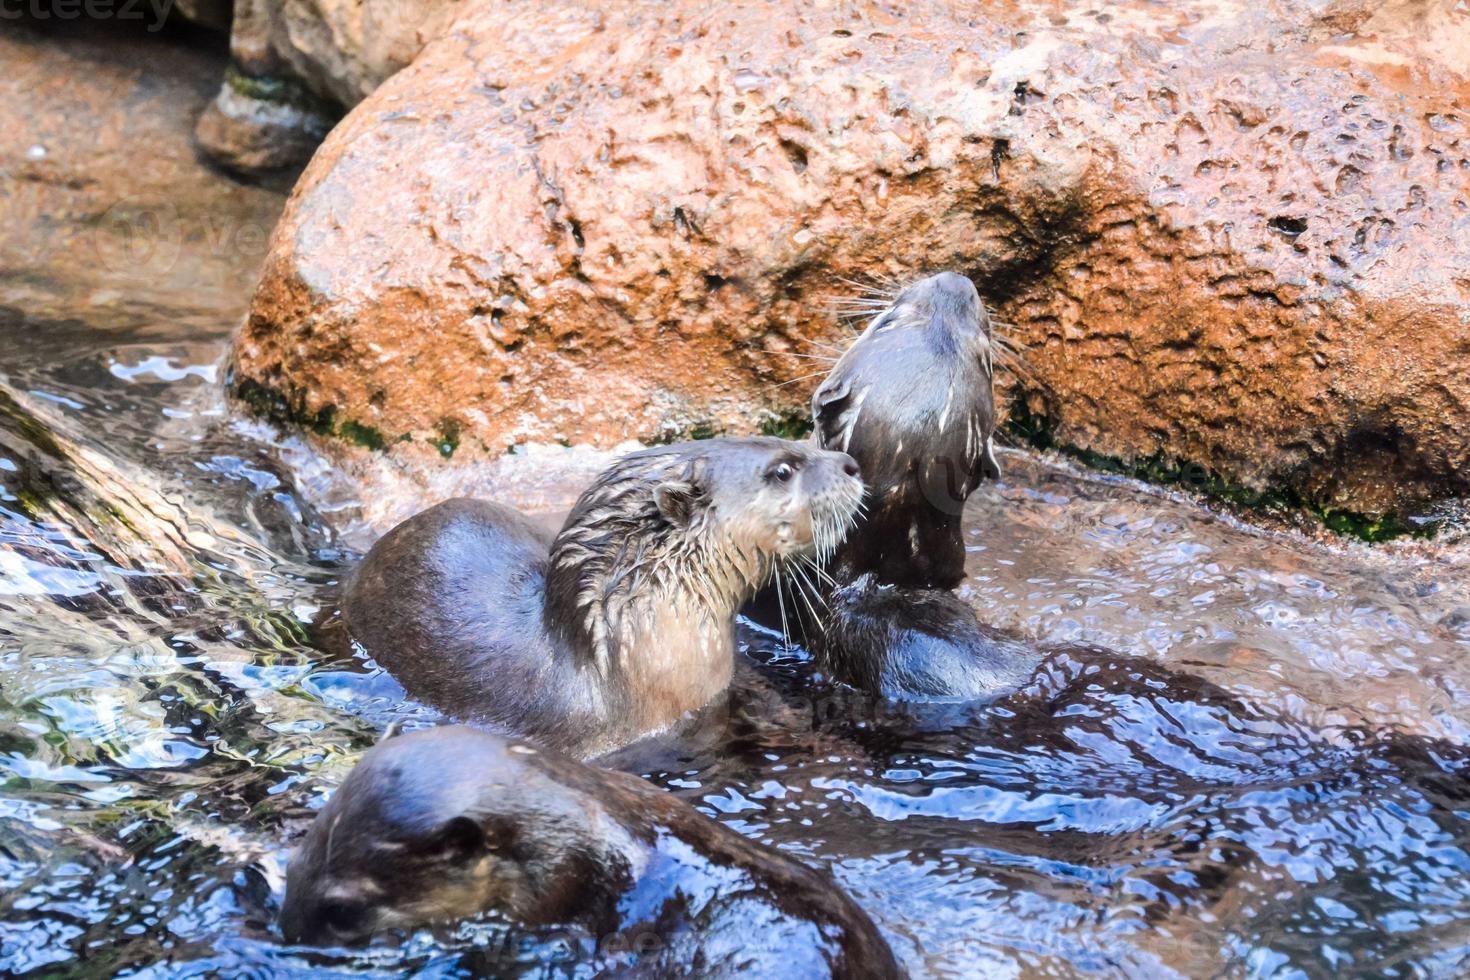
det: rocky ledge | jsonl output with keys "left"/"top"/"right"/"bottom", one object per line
{"left": 229, "top": 0, "right": 1470, "bottom": 531}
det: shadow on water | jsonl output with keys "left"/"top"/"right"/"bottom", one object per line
{"left": 3, "top": 306, "right": 1470, "bottom": 976}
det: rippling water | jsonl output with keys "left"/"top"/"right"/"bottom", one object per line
{"left": 3, "top": 297, "right": 1470, "bottom": 978}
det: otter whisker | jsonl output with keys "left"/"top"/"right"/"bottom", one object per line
{"left": 816, "top": 302, "right": 883, "bottom": 313}
{"left": 991, "top": 352, "right": 1022, "bottom": 375}
{"left": 833, "top": 288, "right": 894, "bottom": 301}
{"left": 801, "top": 554, "right": 837, "bottom": 588}
{"left": 992, "top": 350, "right": 1040, "bottom": 385}
{"left": 765, "top": 371, "right": 830, "bottom": 390}
{"left": 817, "top": 308, "right": 890, "bottom": 321}
{"left": 798, "top": 337, "right": 851, "bottom": 355}
{"left": 832, "top": 274, "right": 899, "bottom": 297}
{"left": 773, "top": 566, "right": 793, "bottom": 651}
{"left": 820, "top": 300, "right": 894, "bottom": 311}
{"left": 828, "top": 311, "right": 880, "bottom": 329}
{"left": 759, "top": 349, "right": 838, "bottom": 362}
{"left": 989, "top": 342, "right": 1031, "bottom": 370}
{"left": 746, "top": 340, "right": 842, "bottom": 363}
{"left": 864, "top": 273, "right": 910, "bottom": 295}
{"left": 786, "top": 561, "right": 823, "bottom": 625}
{"left": 799, "top": 556, "right": 831, "bottom": 595}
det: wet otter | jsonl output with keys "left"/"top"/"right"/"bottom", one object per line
{"left": 280, "top": 726, "right": 903, "bottom": 979}
{"left": 804, "top": 272, "right": 1037, "bottom": 699}
{"left": 814, "top": 271, "right": 999, "bottom": 591}
{"left": 343, "top": 438, "right": 863, "bottom": 757}
{"left": 820, "top": 578, "right": 1037, "bottom": 700}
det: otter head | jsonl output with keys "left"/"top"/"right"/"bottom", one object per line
{"left": 279, "top": 727, "right": 633, "bottom": 947}
{"left": 661, "top": 437, "right": 864, "bottom": 565}
{"left": 820, "top": 270, "right": 1000, "bottom": 478}
{"left": 862, "top": 270, "right": 994, "bottom": 354}
{"left": 545, "top": 438, "right": 864, "bottom": 670}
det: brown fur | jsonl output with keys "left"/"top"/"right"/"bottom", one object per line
{"left": 806, "top": 272, "right": 1037, "bottom": 700}
{"left": 344, "top": 438, "right": 862, "bottom": 757}
{"left": 814, "top": 271, "right": 999, "bottom": 589}
{"left": 281, "top": 726, "right": 904, "bottom": 979}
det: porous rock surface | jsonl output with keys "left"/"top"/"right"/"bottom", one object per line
{"left": 232, "top": 0, "right": 1470, "bottom": 519}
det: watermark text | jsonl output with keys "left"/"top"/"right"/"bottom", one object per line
{"left": 0, "top": 0, "right": 174, "bottom": 33}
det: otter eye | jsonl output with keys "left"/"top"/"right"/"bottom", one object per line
{"left": 767, "top": 462, "right": 796, "bottom": 484}
{"left": 320, "top": 900, "right": 370, "bottom": 936}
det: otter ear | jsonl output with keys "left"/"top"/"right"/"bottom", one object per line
{"left": 654, "top": 481, "right": 703, "bottom": 527}
{"left": 417, "top": 815, "right": 486, "bottom": 863}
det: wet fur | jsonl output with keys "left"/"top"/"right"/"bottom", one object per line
{"left": 343, "top": 498, "right": 607, "bottom": 750}
{"left": 806, "top": 273, "right": 1039, "bottom": 700}
{"left": 823, "top": 576, "right": 1037, "bottom": 699}
{"left": 280, "top": 726, "right": 903, "bottom": 979}
{"left": 344, "top": 438, "right": 862, "bottom": 757}
{"left": 814, "top": 271, "right": 999, "bottom": 590}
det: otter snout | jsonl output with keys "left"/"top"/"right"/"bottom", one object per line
{"left": 799, "top": 449, "right": 865, "bottom": 561}
{"left": 915, "top": 271, "right": 982, "bottom": 328}
{"left": 846, "top": 271, "right": 987, "bottom": 356}
{"left": 802, "top": 448, "right": 863, "bottom": 498}
{"left": 928, "top": 270, "right": 979, "bottom": 300}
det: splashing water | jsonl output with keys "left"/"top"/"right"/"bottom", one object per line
{"left": 3, "top": 297, "right": 1470, "bottom": 977}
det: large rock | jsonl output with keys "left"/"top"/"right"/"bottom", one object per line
{"left": 231, "top": 0, "right": 1470, "bottom": 521}
{"left": 195, "top": 0, "right": 460, "bottom": 172}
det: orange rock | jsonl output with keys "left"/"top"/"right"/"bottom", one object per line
{"left": 232, "top": 0, "right": 1470, "bottom": 518}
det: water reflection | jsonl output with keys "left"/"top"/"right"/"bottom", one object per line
{"left": 2, "top": 301, "right": 1470, "bottom": 976}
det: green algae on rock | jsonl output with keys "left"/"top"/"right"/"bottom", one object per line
{"left": 1005, "top": 394, "right": 1445, "bottom": 543}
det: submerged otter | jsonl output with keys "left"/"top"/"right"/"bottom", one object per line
{"left": 344, "top": 438, "right": 863, "bottom": 757}
{"left": 280, "top": 726, "right": 903, "bottom": 979}
{"left": 819, "top": 578, "right": 1037, "bottom": 699}
{"left": 804, "top": 272, "right": 1038, "bottom": 699}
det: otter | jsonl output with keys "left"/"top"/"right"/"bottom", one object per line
{"left": 814, "top": 271, "right": 999, "bottom": 591}
{"left": 279, "top": 726, "right": 903, "bottom": 979}
{"left": 820, "top": 577, "right": 1037, "bottom": 700}
{"left": 799, "top": 272, "right": 1038, "bottom": 700}
{"left": 343, "top": 438, "right": 863, "bottom": 757}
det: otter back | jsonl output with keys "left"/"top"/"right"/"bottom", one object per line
{"left": 343, "top": 498, "right": 608, "bottom": 751}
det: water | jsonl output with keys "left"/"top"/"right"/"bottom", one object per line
{"left": 5, "top": 294, "right": 1470, "bottom": 979}
{"left": 4, "top": 25, "right": 1470, "bottom": 973}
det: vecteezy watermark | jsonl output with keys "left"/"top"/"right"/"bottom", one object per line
{"left": 89, "top": 196, "right": 275, "bottom": 283}
{"left": 92, "top": 197, "right": 184, "bottom": 283}
{"left": 918, "top": 454, "right": 981, "bottom": 516}
{"left": 0, "top": 0, "right": 174, "bottom": 33}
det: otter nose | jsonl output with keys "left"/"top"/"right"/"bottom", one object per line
{"left": 929, "top": 271, "right": 978, "bottom": 299}
{"left": 836, "top": 453, "right": 860, "bottom": 478}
